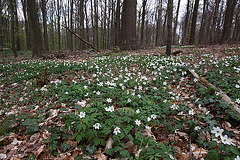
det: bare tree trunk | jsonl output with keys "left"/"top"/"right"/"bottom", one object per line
{"left": 115, "top": 0, "right": 121, "bottom": 46}
{"left": 9, "top": 0, "right": 17, "bottom": 57}
{"left": 13, "top": 0, "right": 20, "bottom": 51}
{"left": 41, "top": 0, "right": 49, "bottom": 51}
{"left": 27, "top": 0, "right": 45, "bottom": 58}
{"left": 94, "top": 0, "right": 99, "bottom": 48}
{"left": 173, "top": 0, "right": 181, "bottom": 45}
{"left": 21, "top": 0, "right": 31, "bottom": 50}
{"left": 80, "top": 0, "right": 85, "bottom": 49}
{"left": 182, "top": 0, "right": 190, "bottom": 45}
{"left": 119, "top": 0, "right": 137, "bottom": 50}
{"left": 69, "top": 0, "right": 73, "bottom": 51}
{"left": 198, "top": 0, "right": 207, "bottom": 44}
{"left": 140, "top": 0, "right": 147, "bottom": 45}
{"left": 155, "top": 0, "right": 162, "bottom": 46}
{"left": 209, "top": 0, "right": 220, "bottom": 44}
{"left": 57, "top": 0, "right": 61, "bottom": 50}
{"left": 166, "top": 0, "right": 173, "bottom": 56}
{"left": 84, "top": 0, "right": 89, "bottom": 44}
{"left": 220, "top": 0, "right": 237, "bottom": 43}
{"left": 189, "top": 0, "right": 200, "bottom": 44}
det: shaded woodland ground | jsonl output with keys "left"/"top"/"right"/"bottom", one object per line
{"left": 0, "top": 44, "right": 240, "bottom": 159}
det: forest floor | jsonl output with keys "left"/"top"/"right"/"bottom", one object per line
{"left": 0, "top": 44, "right": 240, "bottom": 160}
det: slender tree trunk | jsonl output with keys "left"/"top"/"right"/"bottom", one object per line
{"left": 41, "top": 0, "right": 49, "bottom": 51}
{"left": 84, "top": 0, "right": 89, "bottom": 44}
{"left": 189, "top": 0, "right": 200, "bottom": 44}
{"left": 155, "top": 0, "right": 162, "bottom": 46}
{"left": 27, "top": 0, "right": 45, "bottom": 58}
{"left": 140, "top": 0, "right": 147, "bottom": 45}
{"left": 57, "top": 0, "right": 61, "bottom": 50}
{"left": 10, "top": 0, "right": 17, "bottom": 57}
{"left": 119, "top": 0, "right": 137, "bottom": 50}
{"left": 115, "top": 0, "right": 121, "bottom": 46}
{"left": 198, "top": 0, "right": 207, "bottom": 44}
{"left": 173, "top": 0, "right": 181, "bottom": 45}
{"left": 13, "top": 0, "right": 20, "bottom": 51}
{"left": 209, "top": 0, "right": 220, "bottom": 44}
{"left": 220, "top": 0, "right": 237, "bottom": 43}
{"left": 21, "top": 0, "right": 31, "bottom": 50}
{"left": 80, "top": 0, "right": 85, "bottom": 49}
{"left": 162, "top": 12, "right": 167, "bottom": 45}
{"left": 69, "top": 0, "right": 73, "bottom": 51}
{"left": 94, "top": 0, "right": 99, "bottom": 48}
{"left": 166, "top": 0, "right": 173, "bottom": 56}
{"left": 182, "top": 0, "right": 190, "bottom": 44}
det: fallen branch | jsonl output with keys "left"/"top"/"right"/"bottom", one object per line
{"left": 188, "top": 69, "right": 240, "bottom": 119}
{"left": 62, "top": 25, "right": 100, "bottom": 52}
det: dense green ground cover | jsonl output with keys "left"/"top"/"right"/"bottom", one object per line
{"left": 0, "top": 47, "right": 239, "bottom": 159}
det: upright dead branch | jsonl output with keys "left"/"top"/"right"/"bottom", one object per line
{"left": 189, "top": 69, "right": 240, "bottom": 119}
{"left": 62, "top": 25, "right": 100, "bottom": 52}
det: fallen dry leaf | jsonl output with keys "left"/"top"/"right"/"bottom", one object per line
{"left": 35, "top": 145, "right": 45, "bottom": 158}
{"left": 93, "top": 148, "right": 107, "bottom": 160}
{"left": 104, "top": 137, "right": 113, "bottom": 152}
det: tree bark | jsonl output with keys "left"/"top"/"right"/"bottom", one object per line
{"left": 155, "top": 0, "right": 162, "bottom": 46}
{"left": 189, "top": 0, "right": 200, "bottom": 44}
{"left": 27, "top": 0, "right": 45, "bottom": 58}
{"left": 115, "top": 0, "right": 121, "bottom": 46}
{"left": 220, "top": 0, "right": 237, "bottom": 43}
{"left": 182, "top": 0, "right": 190, "bottom": 45}
{"left": 41, "top": 0, "right": 49, "bottom": 52}
{"left": 94, "top": 0, "right": 99, "bottom": 48}
{"left": 166, "top": 0, "right": 173, "bottom": 56}
{"left": 209, "top": 0, "right": 220, "bottom": 44}
{"left": 9, "top": 0, "right": 17, "bottom": 57}
{"left": 21, "top": 0, "right": 31, "bottom": 50}
{"left": 198, "top": 0, "right": 207, "bottom": 44}
{"left": 173, "top": 0, "right": 181, "bottom": 45}
{"left": 140, "top": 0, "right": 147, "bottom": 45}
{"left": 57, "top": 0, "right": 61, "bottom": 50}
{"left": 119, "top": 0, "right": 137, "bottom": 50}
{"left": 69, "top": 0, "right": 73, "bottom": 51}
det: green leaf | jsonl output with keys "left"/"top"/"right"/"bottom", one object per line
{"left": 76, "top": 135, "right": 82, "bottom": 143}
{"left": 208, "top": 141, "right": 217, "bottom": 149}
{"left": 72, "top": 133, "right": 78, "bottom": 140}
{"left": 113, "top": 146, "right": 122, "bottom": 152}
{"left": 120, "top": 150, "right": 130, "bottom": 158}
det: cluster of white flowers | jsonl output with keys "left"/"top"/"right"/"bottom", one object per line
{"left": 211, "top": 126, "right": 232, "bottom": 145}
{"left": 105, "top": 106, "right": 114, "bottom": 112}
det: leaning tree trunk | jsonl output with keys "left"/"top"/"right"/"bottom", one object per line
{"left": 27, "top": 0, "right": 45, "bottom": 58}
{"left": 119, "top": 0, "right": 137, "bottom": 50}
{"left": 166, "top": 0, "right": 173, "bottom": 56}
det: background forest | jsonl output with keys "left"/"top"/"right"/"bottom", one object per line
{"left": 0, "top": 0, "right": 239, "bottom": 57}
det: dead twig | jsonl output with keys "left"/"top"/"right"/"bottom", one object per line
{"left": 62, "top": 25, "right": 100, "bottom": 52}
{"left": 188, "top": 69, "right": 240, "bottom": 119}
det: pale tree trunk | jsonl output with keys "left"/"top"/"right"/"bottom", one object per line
{"left": 173, "top": 0, "right": 181, "bottom": 45}
{"left": 84, "top": 0, "right": 89, "bottom": 43}
{"left": 27, "top": 0, "right": 45, "bottom": 58}
{"left": 79, "top": 0, "right": 85, "bottom": 49}
{"left": 189, "top": 0, "right": 200, "bottom": 44}
{"left": 119, "top": 0, "right": 137, "bottom": 50}
{"left": 166, "top": 0, "right": 173, "bottom": 56}
{"left": 69, "top": 0, "right": 73, "bottom": 51}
